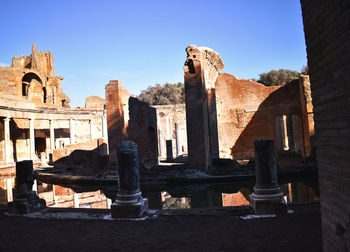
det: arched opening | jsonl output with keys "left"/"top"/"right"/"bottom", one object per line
{"left": 22, "top": 73, "right": 46, "bottom": 103}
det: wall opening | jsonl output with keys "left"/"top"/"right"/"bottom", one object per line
{"left": 276, "top": 115, "right": 302, "bottom": 155}
{"left": 22, "top": 83, "right": 28, "bottom": 96}
{"left": 22, "top": 73, "right": 45, "bottom": 103}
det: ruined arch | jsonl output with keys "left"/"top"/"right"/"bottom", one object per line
{"left": 21, "top": 72, "right": 47, "bottom": 103}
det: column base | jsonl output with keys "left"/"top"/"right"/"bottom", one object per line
{"left": 8, "top": 191, "right": 46, "bottom": 214}
{"left": 111, "top": 197, "right": 148, "bottom": 218}
{"left": 250, "top": 190, "right": 287, "bottom": 215}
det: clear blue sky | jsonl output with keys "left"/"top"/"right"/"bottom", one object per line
{"left": 0, "top": 0, "right": 306, "bottom": 108}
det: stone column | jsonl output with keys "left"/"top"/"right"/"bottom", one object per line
{"left": 73, "top": 193, "right": 79, "bottom": 208}
{"left": 49, "top": 119, "right": 55, "bottom": 154}
{"left": 282, "top": 115, "right": 289, "bottom": 150}
{"left": 157, "top": 128, "right": 163, "bottom": 156}
{"left": 6, "top": 178, "right": 13, "bottom": 202}
{"left": 32, "top": 179, "right": 38, "bottom": 192}
{"left": 69, "top": 119, "right": 75, "bottom": 144}
{"left": 29, "top": 118, "right": 35, "bottom": 160}
{"left": 111, "top": 141, "right": 148, "bottom": 218}
{"left": 166, "top": 140, "right": 173, "bottom": 161}
{"left": 90, "top": 119, "right": 94, "bottom": 140}
{"left": 102, "top": 107, "right": 109, "bottom": 154}
{"left": 175, "top": 123, "right": 182, "bottom": 156}
{"left": 159, "top": 129, "right": 166, "bottom": 158}
{"left": 4, "top": 117, "right": 10, "bottom": 163}
{"left": 106, "top": 198, "right": 112, "bottom": 209}
{"left": 250, "top": 140, "right": 287, "bottom": 215}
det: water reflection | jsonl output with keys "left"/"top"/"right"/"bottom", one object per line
{"left": 0, "top": 175, "right": 319, "bottom": 210}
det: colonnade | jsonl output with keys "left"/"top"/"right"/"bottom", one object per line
{"left": 2, "top": 115, "right": 108, "bottom": 164}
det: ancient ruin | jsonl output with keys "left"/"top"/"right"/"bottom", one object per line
{"left": 111, "top": 141, "right": 148, "bottom": 218}
{"left": 184, "top": 45, "right": 314, "bottom": 170}
{"left": 184, "top": 45, "right": 224, "bottom": 170}
{"left": 0, "top": 44, "right": 108, "bottom": 170}
{"left": 105, "top": 80, "right": 158, "bottom": 169}
{"left": 1, "top": 8, "right": 347, "bottom": 247}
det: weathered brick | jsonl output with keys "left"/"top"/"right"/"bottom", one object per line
{"left": 301, "top": 0, "right": 350, "bottom": 249}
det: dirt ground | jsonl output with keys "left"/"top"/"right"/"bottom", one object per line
{"left": 0, "top": 203, "right": 321, "bottom": 252}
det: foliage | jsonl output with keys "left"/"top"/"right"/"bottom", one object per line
{"left": 301, "top": 65, "right": 309, "bottom": 74}
{"left": 138, "top": 82, "right": 185, "bottom": 105}
{"left": 256, "top": 69, "right": 300, "bottom": 86}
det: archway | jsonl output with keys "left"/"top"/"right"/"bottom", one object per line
{"left": 22, "top": 72, "right": 46, "bottom": 104}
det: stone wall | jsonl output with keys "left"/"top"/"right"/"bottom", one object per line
{"left": 301, "top": 1, "right": 350, "bottom": 250}
{"left": 105, "top": 80, "right": 130, "bottom": 166}
{"left": 184, "top": 45, "right": 313, "bottom": 166}
{"left": 215, "top": 73, "right": 313, "bottom": 159}
{"left": 105, "top": 80, "right": 158, "bottom": 169}
{"left": 127, "top": 97, "right": 158, "bottom": 168}
{"left": 52, "top": 138, "right": 107, "bottom": 162}
{"left": 85, "top": 96, "right": 106, "bottom": 110}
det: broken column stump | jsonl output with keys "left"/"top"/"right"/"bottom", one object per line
{"left": 9, "top": 160, "right": 46, "bottom": 214}
{"left": 250, "top": 140, "right": 287, "bottom": 215}
{"left": 111, "top": 141, "right": 148, "bottom": 218}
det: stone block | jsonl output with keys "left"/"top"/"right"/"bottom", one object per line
{"left": 111, "top": 198, "right": 148, "bottom": 218}
{"left": 250, "top": 194, "right": 287, "bottom": 215}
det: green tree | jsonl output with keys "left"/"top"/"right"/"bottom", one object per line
{"left": 138, "top": 82, "right": 185, "bottom": 105}
{"left": 301, "top": 65, "right": 309, "bottom": 74}
{"left": 256, "top": 69, "right": 300, "bottom": 86}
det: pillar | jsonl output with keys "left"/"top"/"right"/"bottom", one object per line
{"left": 73, "top": 193, "right": 79, "bottom": 208}
{"left": 106, "top": 198, "right": 112, "bottom": 209}
{"left": 158, "top": 129, "right": 166, "bottom": 157}
{"left": 282, "top": 115, "right": 289, "bottom": 150}
{"left": 29, "top": 118, "right": 35, "bottom": 160}
{"left": 250, "top": 140, "right": 287, "bottom": 215}
{"left": 69, "top": 119, "right": 75, "bottom": 144}
{"left": 111, "top": 141, "right": 148, "bottom": 218}
{"left": 32, "top": 179, "right": 38, "bottom": 192}
{"left": 4, "top": 117, "right": 10, "bottom": 163}
{"left": 157, "top": 128, "right": 163, "bottom": 156}
{"left": 166, "top": 140, "right": 173, "bottom": 161}
{"left": 90, "top": 119, "right": 94, "bottom": 140}
{"left": 49, "top": 119, "right": 55, "bottom": 154}
{"left": 6, "top": 178, "right": 13, "bottom": 202}
{"left": 102, "top": 107, "right": 109, "bottom": 154}
{"left": 184, "top": 46, "right": 224, "bottom": 170}
{"left": 175, "top": 123, "right": 182, "bottom": 156}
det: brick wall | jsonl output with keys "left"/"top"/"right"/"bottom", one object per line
{"left": 105, "top": 81, "right": 158, "bottom": 169}
{"left": 215, "top": 73, "right": 312, "bottom": 159}
{"left": 301, "top": 1, "right": 350, "bottom": 250}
